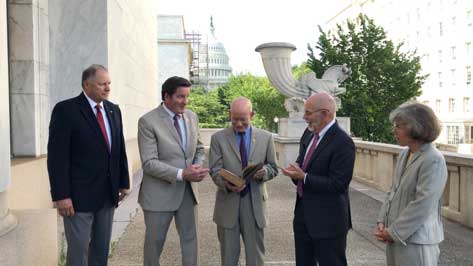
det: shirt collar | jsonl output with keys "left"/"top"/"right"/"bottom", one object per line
{"left": 83, "top": 91, "right": 103, "bottom": 110}
{"left": 234, "top": 125, "right": 252, "bottom": 136}
{"left": 162, "top": 103, "right": 180, "bottom": 119}
{"left": 317, "top": 119, "right": 336, "bottom": 139}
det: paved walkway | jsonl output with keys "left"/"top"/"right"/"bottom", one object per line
{"left": 108, "top": 174, "right": 473, "bottom": 266}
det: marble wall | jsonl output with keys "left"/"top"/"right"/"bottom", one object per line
{"left": 8, "top": 0, "right": 49, "bottom": 156}
{"left": 48, "top": 0, "right": 108, "bottom": 105}
{"left": 48, "top": 0, "right": 158, "bottom": 140}
{"left": 107, "top": 0, "right": 159, "bottom": 139}
{"left": 0, "top": 0, "right": 11, "bottom": 192}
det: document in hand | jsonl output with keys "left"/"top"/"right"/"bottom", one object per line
{"left": 218, "top": 163, "right": 264, "bottom": 188}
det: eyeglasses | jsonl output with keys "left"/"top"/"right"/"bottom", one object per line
{"left": 304, "top": 108, "right": 329, "bottom": 116}
{"left": 392, "top": 123, "right": 407, "bottom": 130}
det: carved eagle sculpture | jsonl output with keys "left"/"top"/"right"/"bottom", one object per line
{"left": 255, "top": 42, "right": 352, "bottom": 117}
{"left": 274, "top": 64, "right": 352, "bottom": 116}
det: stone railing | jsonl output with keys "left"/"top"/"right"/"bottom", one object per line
{"left": 200, "top": 128, "right": 223, "bottom": 147}
{"left": 354, "top": 140, "right": 473, "bottom": 229}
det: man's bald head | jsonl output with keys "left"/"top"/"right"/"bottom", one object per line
{"left": 305, "top": 92, "right": 336, "bottom": 115}
{"left": 230, "top": 97, "right": 253, "bottom": 113}
{"left": 303, "top": 92, "right": 336, "bottom": 132}
{"left": 230, "top": 97, "right": 254, "bottom": 133}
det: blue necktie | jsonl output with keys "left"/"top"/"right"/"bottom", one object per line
{"left": 239, "top": 132, "right": 250, "bottom": 197}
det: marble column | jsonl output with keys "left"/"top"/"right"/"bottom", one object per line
{"left": 8, "top": 0, "right": 49, "bottom": 157}
{"left": 0, "top": 0, "right": 18, "bottom": 237}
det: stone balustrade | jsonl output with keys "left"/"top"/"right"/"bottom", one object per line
{"left": 201, "top": 128, "right": 473, "bottom": 230}
{"left": 354, "top": 140, "right": 473, "bottom": 229}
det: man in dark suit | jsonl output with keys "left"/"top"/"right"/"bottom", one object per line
{"left": 282, "top": 92, "right": 355, "bottom": 266}
{"left": 47, "top": 64, "right": 130, "bottom": 266}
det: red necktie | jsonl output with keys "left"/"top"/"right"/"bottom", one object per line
{"left": 297, "top": 133, "right": 319, "bottom": 197}
{"left": 95, "top": 105, "right": 110, "bottom": 152}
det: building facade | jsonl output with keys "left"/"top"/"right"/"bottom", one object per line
{"left": 157, "top": 15, "right": 191, "bottom": 95}
{"left": 1, "top": 0, "right": 158, "bottom": 264}
{"left": 326, "top": 0, "right": 473, "bottom": 152}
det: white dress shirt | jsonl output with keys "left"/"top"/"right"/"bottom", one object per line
{"left": 163, "top": 104, "right": 187, "bottom": 181}
{"left": 83, "top": 92, "right": 112, "bottom": 149}
{"left": 303, "top": 119, "right": 336, "bottom": 182}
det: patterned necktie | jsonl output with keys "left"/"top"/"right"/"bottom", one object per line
{"left": 239, "top": 132, "right": 248, "bottom": 168}
{"left": 95, "top": 104, "right": 110, "bottom": 152}
{"left": 239, "top": 131, "right": 250, "bottom": 197}
{"left": 297, "top": 133, "right": 319, "bottom": 197}
{"left": 173, "top": 114, "right": 183, "bottom": 144}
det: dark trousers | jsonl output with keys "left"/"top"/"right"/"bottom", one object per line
{"left": 63, "top": 198, "right": 115, "bottom": 266}
{"left": 293, "top": 200, "right": 348, "bottom": 266}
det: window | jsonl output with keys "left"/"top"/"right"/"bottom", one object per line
{"left": 438, "top": 72, "right": 443, "bottom": 87}
{"left": 436, "top": 99, "right": 441, "bottom": 112}
{"left": 439, "top": 22, "right": 443, "bottom": 36}
{"left": 427, "top": 26, "right": 431, "bottom": 37}
{"left": 468, "top": 10, "right": 472, "bottom": 27}
{"left": 449, "top": 98, "right": 455, "bottom": 112}
{"left": 416, "top": 8, "right": 421, "bottom": 20}
{"left": 451, "top": 46, "right": 456, "bottom": 59}
{"left": 438, "top": 50, "right": 442, "bottom": 63}
{"left": 447, "top": 126, "right": 460, "bottom": 144}
{"left": 422, "top": 100, "right": 430, "bottom": 106}
{"left": 467, "top": 66, "right": 472, "bottom": 85}
{"left": 451, "top": 69, "right": 456, "bottom": 85}
{"left": 452, "top": 16, "right": 456, "bottom": 26}
{"left": 467, "top": 42, "right": 472, "bottom": 56}
{"left": 470, "top": 126, "right": 473, "bottom": 142}
{"left": 464, "top": 97, "right": 470, "bottom": 112}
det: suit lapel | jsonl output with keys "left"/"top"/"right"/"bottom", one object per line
{"left": 305, "top": 122, "right": 338, "bottom": 168}
{"left": 225, "top": 128, "right": 241, "bottom": 162}
{"left": 400, "top": 145, "right": 428, "bottom": 177}
{"left": 158, "top": 105, "right": 184, "bottom": 151}
{"left": 76, "top": 93, "right": 109, "bottom": 151}
{"left": 103, "top": 101, "right": 116, "bottom": 151}
{"left": 183, "top": 112, "right": 192, "bottom": 156}
{"left": 249, "top": 128, "right": 258, "bottom": 162}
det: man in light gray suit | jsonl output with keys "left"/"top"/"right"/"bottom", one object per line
{"left": 376, "top": 102, "right": 448, "bottom": 266}
{"left": 209, "top": 97, "right": 278, "bottom": 266}
{"left": 138, "top": 76, "right": 209, "bottom": 266}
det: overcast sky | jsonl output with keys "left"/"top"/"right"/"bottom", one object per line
{"left": 158, "top": 0, "right": 349, "bottom": 76}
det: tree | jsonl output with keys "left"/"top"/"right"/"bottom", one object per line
{"left": 217, "top": 74, "right": 288, "bottom": 131}
{"left": 307, "top": 14, "right": 425, "bottom": 143}
{"left": 292, "top": 62, "right": 312, "bottom": 80}
{"left": 187, "top": 87, "right": 227, "bottom": 128}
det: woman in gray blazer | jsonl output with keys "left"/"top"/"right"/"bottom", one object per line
{"left": 375, "top": 102, "right": 448, "bottom": 266}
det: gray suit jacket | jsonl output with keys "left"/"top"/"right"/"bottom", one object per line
{"left": 377, "top": 143, "right": 447, "bottom": 245}
{"left": 137, "top": 104, "right": 205, "bottom": 212}
{"left": 209, "top": 127, "right": 278, "bottom": 229}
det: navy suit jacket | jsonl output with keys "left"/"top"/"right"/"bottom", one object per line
{"left": 47, "top": 93, "right": 130, "bottom": 212}
{"left": 295, "top": 121, "right": 355, "bottom": 238}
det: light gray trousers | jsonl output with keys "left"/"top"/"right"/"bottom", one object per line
{"left": 143, "top": 183, "right": 199, "bottom": 266}
{"left": 386, "top": 242, "right": 440, "bottom": 266}
{"left": 217, "top": 193, "right": 265, "bottom": 266}
{"left": 63, "top": 201, "right": 115, "bottom": 266}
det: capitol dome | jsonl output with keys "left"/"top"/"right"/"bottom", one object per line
{"left": 195, "top": 17, "right": 232, "bottom": 90}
